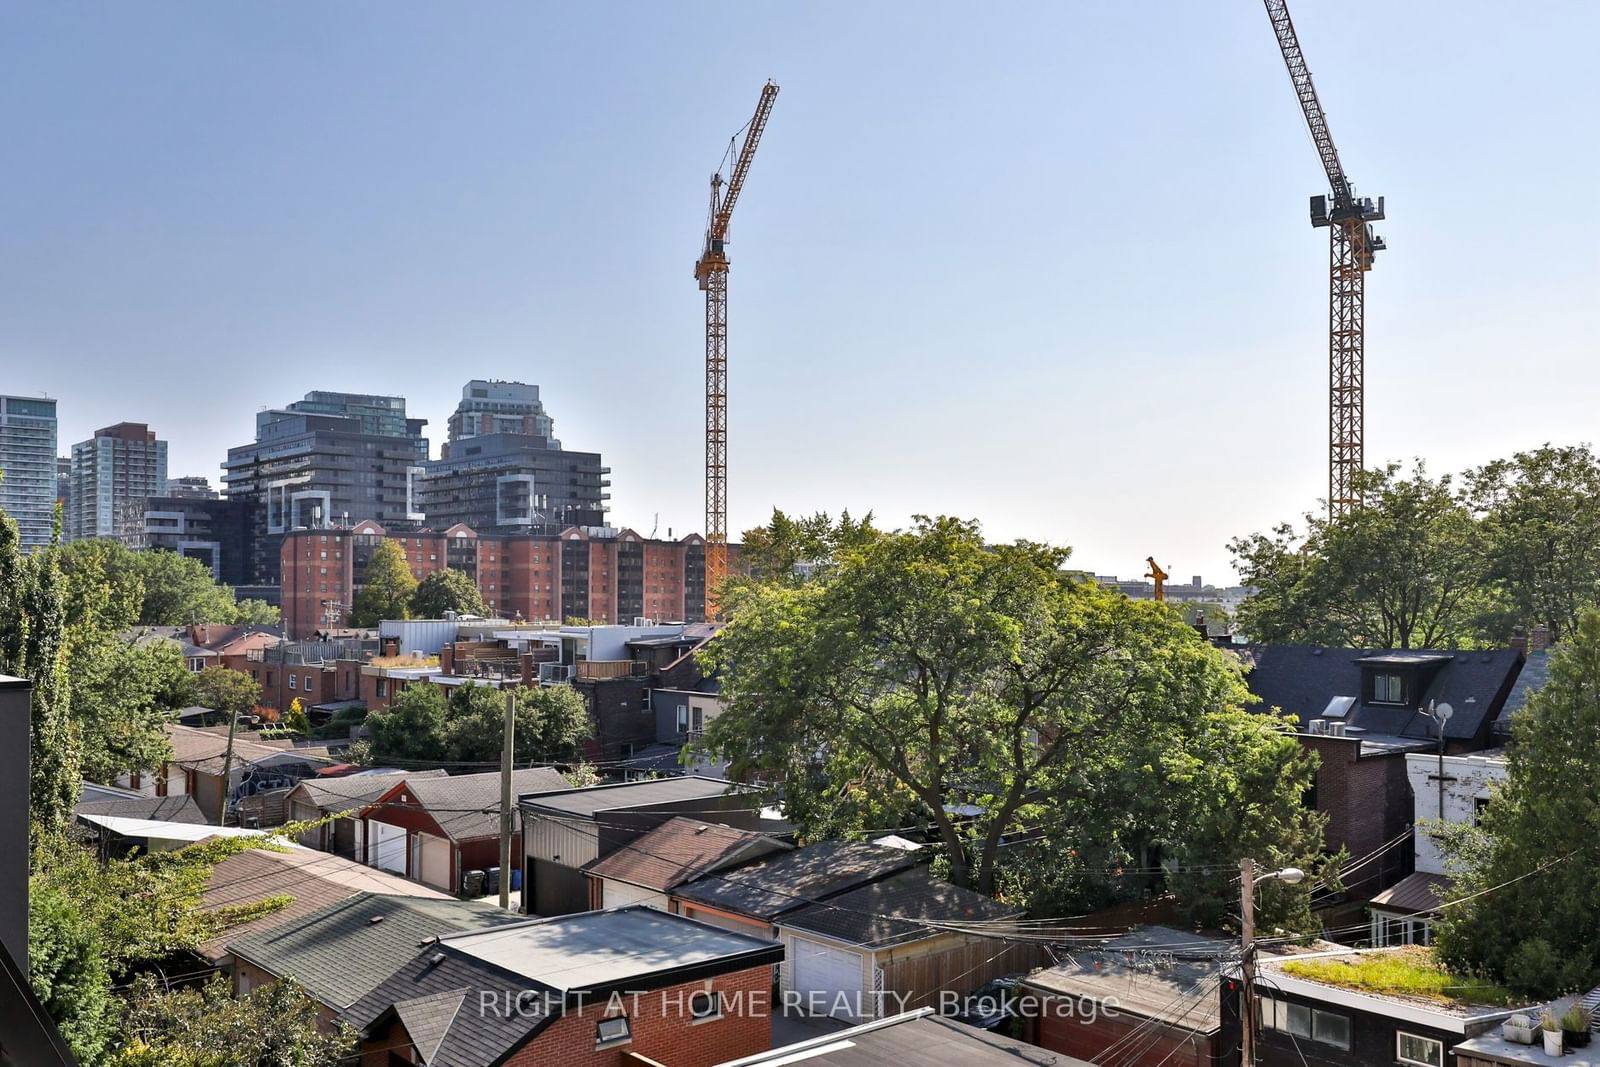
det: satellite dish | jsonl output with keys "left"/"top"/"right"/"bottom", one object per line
{"left": 1435, "top": 701, "right": 1454, "bottom": 722}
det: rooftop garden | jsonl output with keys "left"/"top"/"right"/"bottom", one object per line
{"left": 369, "top": 654, "right": 440, "bottom": 668}
{"left": 1279, "top": 947, "right": 1523, "bottom": 1009}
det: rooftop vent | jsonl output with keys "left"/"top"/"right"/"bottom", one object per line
{"left": 367, "top": 915, "right": 385, "bottom": 925}
{"left": 1307, "top": 719, "right": 1328, "bottom": 735}
{"left": 1328, "top": 722, "right": 1348, "bottom": 737}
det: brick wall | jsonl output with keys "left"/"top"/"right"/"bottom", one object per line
{"left": 1299, "top": 736, "right": 1413, "bottom": 897}
{"left": 504, "top": 966, "right": 772, "bottom": 1067}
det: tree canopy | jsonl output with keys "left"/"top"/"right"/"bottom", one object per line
{"left": 348, "top": 541, "right": 416, "bottom": 626}
{"left": 110, "top": 975, "right": 352, "bottom": 1067}
{"left": 1231, "top": 463, "right": 1492, "bottom": 648}
{"left": 190, "top": 666, "right": 261, "bottom": 720}
{"left": 410, "top": 567, "right": 488, "bottom": 619}
{"left": 1435, "top": 608, "right": 1600, "bottom": 996}
{"left": 47, "top": 539, "right": 279, "bottom": 627}
{"left": 702, "top": 513, "right": 1330, "bottom": 927}
{"left": 364, "top": 681, "right": 591, "bottom": 766}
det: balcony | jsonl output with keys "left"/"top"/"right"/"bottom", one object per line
{"left": 574, "top": 660, "right": 647, "bottom": 681}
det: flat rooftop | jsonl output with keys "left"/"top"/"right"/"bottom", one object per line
{"left": 518, "top": 775, "right": 743, "bottom": 817}
{"left": 444, "top": 906, "right": 779, "bottom": 993}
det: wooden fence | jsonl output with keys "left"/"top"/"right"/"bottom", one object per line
{"left": 880, "top": 937, "right": 1047, "bottom": 1013}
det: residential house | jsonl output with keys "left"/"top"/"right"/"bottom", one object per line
{"left": 76, "top": 781, "right": 206, "bottom": 825}
{"left": 519, "top": 776, "right": 762, "bottom": 916}
{"left": 1254, "top": 948, "right": 1524, "bottom": 1067}
{"left": 361, "top": 767, "right": 570, "bottom": 894}
{"left": 1491, "top": 635, "right": 1554, "bottom": 744}
{"left": 772, "top": 866, "right": 1029, "bottom": 1023}
{"left": 1020, "top": 926, "right": 1239, "bottom": 1065}
{"left": 1237, "top": 646, "right": 1523, "bottom": 898}
{"left": 128, "top": 625, "right": 218, "bottom": 673}
{"left": 718, "top": 1007, "right": 1094, "bottom": 1067}
{"left": 344, "top": 906, "right": 784, "bottom": 1067}
{"left": 582, "top": 815, "right": 791, "bottom": 910}
{"left": 1366, "top": 750, "right": 1509, "bottom": 948}
{"left": 119, "top": 723, "right": 336, "bottom": 824}
{"left": 285, "top": 768, "right": 448, "bottom": 858}
{"left": 226, "top": 892, "right": 524, "bottom": 1031}
{"left": 197, "top": 844, "right": 452, "bottom": 974}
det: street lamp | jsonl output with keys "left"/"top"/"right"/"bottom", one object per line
{"left": 1240, "top": 860, "right": 1308, "bottom": 1064}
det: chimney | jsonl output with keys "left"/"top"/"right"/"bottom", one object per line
{"left": 440, "top": 643, "right": 456, "bottom": 675}
{"left": 0, "top": 676, "right": 31, "bottom": 972}
{"left": 1531, "top": 624, "right": 1553, "bottom": 652}
{"left": 521, "top": 651, "right": 535, "bottom": 688}
{"left": 1508, "top": 626, "right": 1527, "bottom": 654}
{"left": 381, "top": 636, "right": 400, "bottom": 658}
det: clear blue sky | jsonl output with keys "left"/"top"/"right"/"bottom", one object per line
{"left": 3, "top": 2, "right": 1596, "bottom": 582}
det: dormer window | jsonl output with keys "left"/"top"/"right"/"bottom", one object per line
{"left": 1371, "top": 672, "right": 1407, "bottom": 704}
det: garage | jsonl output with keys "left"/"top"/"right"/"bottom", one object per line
{"left": 602, "top": 880, "right": 668, "bottom": 910}
{"left": 417, "top": 832, "right": 453, "bottom": 892}
{"left": 790, "top": 935, "right": 865, "bottom": 1021}
{"left": 368, "top": 821, "right": 407, "bottom": 875}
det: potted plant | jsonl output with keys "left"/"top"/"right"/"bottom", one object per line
{"left": 1562, "top": 1003, "right": 1592, "bottom": 1049}
{"left": 1502, "top": 1012, "right": 1538, "bottom": 1045}
{"left": 1542, "top": 1009, "right": 1564, "bottom": 1056}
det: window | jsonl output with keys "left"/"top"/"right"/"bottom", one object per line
{"left": 1260, "top": 997, "right": 1346, "bottom": 1049}
{"left": 1397, "top": 1032, "right": 1443, "bottom": 1067}
{"left": 690, "top": 991, "right": 723, "bottom": 1022}
{"left": 676, "top": 704, "right": 689, "bottom": 733}
{"left": 288, "top": 675, "right": 297, "bottom": 690}
{"left": 595, "top": 1017, "right": 631, "bottom": 1048}
{"left": 1372, "top": 672, "right": 1406, "bottom": 704}
{"left": 304, "top": 675, "right": 313, "bottom": 691}
{"left": 1474, "top": 796, "right": 1491, "bottom": 824}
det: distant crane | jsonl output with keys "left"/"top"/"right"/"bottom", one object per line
{"left": 1263, "top": 0, "right": 1385, "bottom": 517}
{"left": 695, "top": 80, "right": 778, "bottom": 619}
{"left": 1145, "top": 557, "right": 1169, "bottom": 602}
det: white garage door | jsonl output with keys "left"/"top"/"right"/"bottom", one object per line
{"left": 369, "top": 821, "right": 407, "bottom": 875}
{"left": 602, "top": 880, "right": 668, "bottom": 911}
{"left": 791, "top": 936, "right": 864, "bottom": 1021}
{"left": 418, "top": 832, "right": 452, "bottom": 891}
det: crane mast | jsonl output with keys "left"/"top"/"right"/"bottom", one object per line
{"left": 695, "top": 80, "right": 777, "bottom": 619}
{"left": 1263, "top": 0, "right": 1385, "bottom": 517}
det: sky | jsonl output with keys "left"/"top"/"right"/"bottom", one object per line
{"left": 2, "top": 2, "right": 1597, "bottom": 583}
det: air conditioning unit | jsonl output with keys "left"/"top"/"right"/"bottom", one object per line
{"left": 1307, "top": 719, "right": 1327, "bottom": 735}
{"left": 1328, "top": 722, "right": 1347, "bottom": 737}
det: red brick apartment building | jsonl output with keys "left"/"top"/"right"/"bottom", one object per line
{"left": 281, "top": 521, "right": 732, "bottom": 638}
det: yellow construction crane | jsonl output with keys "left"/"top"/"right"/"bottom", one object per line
{"left": 695, "top": 80, "right": 778, "bottom": 619}
{"left": 1262, "top": 0, "right": 1385, "bottom": 518}
{"left": 1145, "top": 557, "right": 1169, "bottom": 602}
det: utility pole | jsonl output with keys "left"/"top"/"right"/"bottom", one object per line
{"left": 216, "top": 702, "right": 241, "bottom": 827}
{"left": 499, "top": 690, "right": 515, "bottom": 911}
{"left": 1239, "top": 857, "right": 1257, "bottom": 1067}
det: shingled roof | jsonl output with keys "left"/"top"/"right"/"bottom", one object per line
{"left": 584, "top": 816, "right": 789, "bottom": 892}
{"left": 780, "top": 867, "right": 1021, "bottom": 949}
{"left": 1234, "top": 645, "right": 1524, "bottom": 745}
{"left": 199, "top": 846, "right": 451, "bottom": 964}
{"left": 369, "top": 767, "right": 570, "bottom": 843}
{"left": 673, "top": 840, "right": 919, "bottom": 921}
{"left": 227, "top": 892, "right": 522, "bottom": 1011}
{"left": 290, "top": 769, "right": 448, "bottom": 812}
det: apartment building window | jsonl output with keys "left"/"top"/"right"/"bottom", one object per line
{"left": 1396, "top": 1033, "right": 1443, "bottom": 1067}
{"left": 304, "top": 675, "right": 313, "bottom": 691}
{"left": 288, "top": 675, "right": 297, "bottom": 690}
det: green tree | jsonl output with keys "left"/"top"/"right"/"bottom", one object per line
{"left": 1467, "top": 444, "right": 1600, "bottom": 643}
{"left": 127, "top": 549, "right": 240, "bottom": 625}
{"left": 703, "top": 515, "right": 1327, "bottom": 916}
{"left": 0, "top": 513, "right": 81, "bottom": 831}
{"left": 444, "top": 683, "right": 591, "bottom": 764}
{"left": 348, "top": 541, "right": 416, "bottom": 626}
{"left": 411, "top": 567, "right": 489, "bottom": 618}
{"left": 72, "top": 633, "right": 190, "bottom": 783}
{"left": 112, "top": 973, "right": 353, "bottom": 1067}
{"left": 190, "top": 666, "right": 261, "bottom": 720}
{"left": 231, "top": 598, "right": 281, "bottom": 626}
{"left": 735, "top": 508, "right": 878, "bottom": 585}
{"left": 1231, "top": 463, "right": 1492, "bottom": 648}
{"left": 47, "top": 539, "right": 145, "bottom": 631}
{"left": 363, "top": 684, "right": 449, "bottom": 763}
{"left": 1435, "top": 608, "right": 1600, "bottom": 996}
{"left": 29, "top": 880, "right": 115, "bottom": 1064}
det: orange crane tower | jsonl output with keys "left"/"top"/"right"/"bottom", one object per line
{"left": 1145, "top": 557, "right": 1169, "bottom": 602}
{"left": 695, "top": 80, "right": 778, "bottom": 618}
{"left": 1263, "top": 1, "right": 1385, "bottom": 517}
